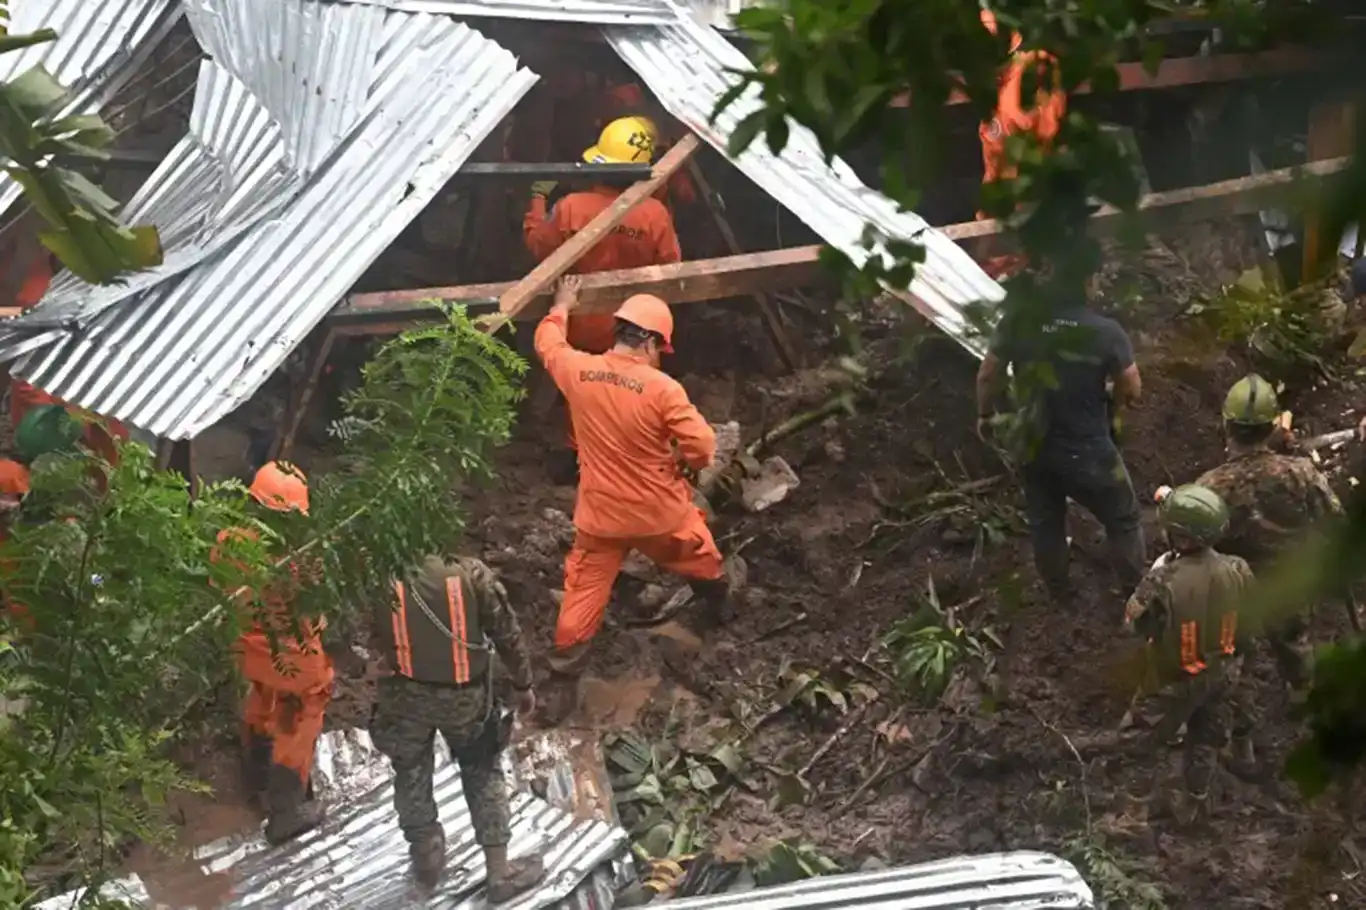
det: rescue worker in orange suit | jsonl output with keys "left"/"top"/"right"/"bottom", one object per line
{"left": 524, "top": 117, "right": 683, "bottom": 485}
{"left": 977, "top": 9, "right": 1067, "bottom": 278}
{"left": 533, "top": 278, "right": 741, "bottom": 724}
{"left": 594, "top": 82, "right": 698, "bottom": 211}
{"left": 2, "top": 247, "right": 131, "bottom": 472}
{"left": 215, "top": 462, "right": 332, "bottom": 845}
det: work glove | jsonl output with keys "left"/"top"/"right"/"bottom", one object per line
{"left": 530, "top": 180, "right": 558, "bottom": 199}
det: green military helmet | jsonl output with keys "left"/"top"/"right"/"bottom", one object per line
{"left": 15, "top": 404, "right": 83, "bottom": 464}
{"left": 1222, "top": 373, "right": 1279, "bottom": 426}
{"left": 1159, "top": 483, "right": 1230, "bottom": 545}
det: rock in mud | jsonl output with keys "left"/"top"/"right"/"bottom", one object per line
{"left": 621, "top": 550, "right": 664, "bottom": 583}
{"left": 740, "top": 456, "right": 801, "bottom": 512}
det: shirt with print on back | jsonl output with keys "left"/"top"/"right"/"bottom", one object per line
{"left": 989, "top": 306, "right": 1133, "bottom": 455}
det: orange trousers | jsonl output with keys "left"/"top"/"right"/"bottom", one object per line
{"left": 554, "top": 505, "right": 723, "bottom": 653}
{"left": 235, "top": 632, "right": 334, "bottom": 783}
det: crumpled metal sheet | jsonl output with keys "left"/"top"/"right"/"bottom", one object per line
{"left": 604, "top": 17, "right": 1005, "bottom": 359}
{"left": 649, "top": 851, "right": 1095, "bottom": 910}
{"left": 335, "top": 0, "right": 682, "bottom": 26}
{"left": 37, "top": 728, "right": 632, "bottom": 909}
{"left": 0, "top": 0, "right": 538, "bottom": 440}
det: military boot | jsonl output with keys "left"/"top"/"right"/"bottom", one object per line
{"left": 486, "top": 846, "right": 546, "bottom": 904}
{"left": 263, "top": 764, "right": 324, "bottom": 845}
{"left": 241, "top": 730, "right": 273, "bottom": 812}
{"left": 410, "top": 828, "right": 447, "bottom": 888}
{"left": 1227, "top": 733, "right": 1260, "bottom": 782}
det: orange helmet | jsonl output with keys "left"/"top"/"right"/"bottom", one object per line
{"left": 250, "top": 461, "right": 309, "bottom": 515}
{"left": 0, "top": 459, "right": 30, "bottom": 496}
{"left": 616, "top": 294, "right": 674, "bottom": 352}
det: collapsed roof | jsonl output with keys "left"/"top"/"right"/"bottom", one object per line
{"left": 0, "top": 0, "right": 1002, "bottom": 440}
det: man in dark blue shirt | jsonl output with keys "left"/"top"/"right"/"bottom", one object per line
{"left": 976, "top": 304, "right": 1146, "bottom": 607}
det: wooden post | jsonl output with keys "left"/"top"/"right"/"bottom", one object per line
{"left": 272, "top": 327, "right": 336, "bottom": 463}
{"left": 496, "top": 133, "right": 701, "bottom": 320}
{"left": 1303, "top": 101, "right": 1356, "bottom": 280}
{"left": 686, "top": 158, "right": 801, "bottom": 371}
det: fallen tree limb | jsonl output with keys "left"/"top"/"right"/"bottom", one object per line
{"left": 799, "top": 705, "right": 868, "bottom": 779}
{"left": 746, "top": 391, "right": 860, "bottom": 458}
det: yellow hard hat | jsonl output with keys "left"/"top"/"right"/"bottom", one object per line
{"left": 584, "top": 116, "right": 658, "bottom": 165}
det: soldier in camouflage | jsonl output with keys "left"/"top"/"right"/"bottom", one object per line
{"left": 1124, "top": 484, "right": 1256, "bottom": 796}
{"left": 368, "top": 555, "right": 545, "bottom": 899}
{"left": 1196, "top": 374, "right": 1343, "bottom": 687}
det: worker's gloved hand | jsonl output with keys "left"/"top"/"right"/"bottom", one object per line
{"left": 530, "top": 180, "right": 558, "bottom": 199}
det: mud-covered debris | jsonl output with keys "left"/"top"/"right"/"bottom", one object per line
{"left": 638, "top": 584, "right": 671, "bottom": 611}
{"left": 696, "top": 420, "right": 742, "bottom": 492}
{"left": 740, "top": 456, "right": 800, "bottom": 512}
{"left": 622, "top": 550, "right": 665, "bottom": 583}
{"left": 518, "top": 508, "right": 575, "bottom": 558}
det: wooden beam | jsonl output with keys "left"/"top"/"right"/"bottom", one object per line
{"left": 334, "top": 244, "right": 835, "bottom": 332}
{"left": 496, "top": 134, "right": 701, "bottom": 319}
{"left": 272, "top": 327, "right": 336, "bottom": 462}
{"left": 333, "top": 156, "right": 1349, "bottom": 330}
{"left": 686, "top": 158, "right": 801, "bottom": 371}
{"left": 895, "top": 47, "right": 1321, "bottom": 107}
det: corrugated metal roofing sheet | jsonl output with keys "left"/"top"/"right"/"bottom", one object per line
{"left": 0, "top": 0, "right": 183, "bottom": 215}
{"left": 0, "top": 0, "right": 539, "bottom": 439}
{"left": 36, "top": 728, "right": 631, "bottom": 909}
{"left": 336, "top": 0, "right": 682, "bottom": 26}
{"left": 604, "top": 18, "right": 1005, "bottom": 358}
{"left": 652, "top": 852, "right": 1095, "bottom": 910}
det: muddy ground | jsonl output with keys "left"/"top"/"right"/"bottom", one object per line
{"left": 160, "top": 222, "right": 1366, "bottom": 910}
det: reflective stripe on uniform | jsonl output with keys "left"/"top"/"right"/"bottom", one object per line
{"left": 1179, "top": 620, "right": 1207, "bottom": 675}
{"left": 391, "top": 581, "right": 415, "bottom": 677}
{"left": 445, "top": 576, "right": 471, "bottom": 684}
{"left": 1218, "top": 612, "right": 1237, "bottom": 655}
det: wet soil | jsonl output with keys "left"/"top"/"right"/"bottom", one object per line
{"left": 155, "top": 224, "right": 1366, "bottom": 909}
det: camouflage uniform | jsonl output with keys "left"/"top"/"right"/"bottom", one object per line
{"left": 1196, "top": 443, "right": 1342, "bottom": 685}
{"left": 1125, "top": 547, "right": 1255, "bottom": 795}
{"left": 368, "top": 556, "right": 543, "bottom": 897}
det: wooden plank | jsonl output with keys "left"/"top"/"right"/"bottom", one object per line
{"left": 895, "top": 47, "right": 1320, "bottom": 107}
{"left": 333, "top": 156, "right": 1349, "bottom": 329}
{"left": 496, "top": 133, "right": 700, "bottom": 320}
{"left": 686, "top": 158, "right": 801, "bottom": 370}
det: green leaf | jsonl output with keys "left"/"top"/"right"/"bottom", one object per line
{"left": 5, "top": 65, "right": 68, "bottom": 115}
{"left": 688, "top": 760, "right": 718, "bottom": 792}
{"left": 727, "top": 111, "right": 765, "bottom": 158}
{"left": 0, "top": 30, "right": 58, "bottom": 54}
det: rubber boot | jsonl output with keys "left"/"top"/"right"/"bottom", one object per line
{"left": 690, "top": 555, "right": 747, "bottom": 631}
{"left": 263, "top": 764, "right": 324, "bottom": 846}
{"left": 241, "top": 730, "right": 273, "bottom": 812}
{"left": 410, "top": 828, "right": 447, "bottom": 888}
{"left": 486, "top": 845, "right": 546, "bottom": 904}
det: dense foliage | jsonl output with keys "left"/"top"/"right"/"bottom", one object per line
{"left": 715, "top": 0, "right": 1366, "bottom": 791}
{"left": 0, "top": 305, "right": 524, "bottom": 903}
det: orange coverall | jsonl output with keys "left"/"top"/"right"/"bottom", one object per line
{"left": 4, "top": 254, "right": 130, "bottom": 470}
{"left": 977, "top": 13, "right": 1066, "bottom": 277}
{"left": 533, "top": 308, "right": 723, "bottom": 656}
{"left": 524, "top": 187, "right": 683, "bottom": 354}
{"left": 213, "top": 528, "right": 333, "bottom": 786}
